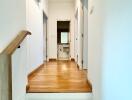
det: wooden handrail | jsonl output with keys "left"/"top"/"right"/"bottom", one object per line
{"left": 2, "top": 30, "right": 31, "bottom": 55}
{"left": 0, "top": 30, "right": 31, "bottom": 100}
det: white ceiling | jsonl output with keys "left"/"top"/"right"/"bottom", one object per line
{"left": 49, "top": 0, "right": 75, "bottom": 3}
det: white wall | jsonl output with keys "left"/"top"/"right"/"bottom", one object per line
{"left": 74, "top": 0, "right": 85, "bottom": 69}
{"left": 0, "top": 0, "right": 26, "bottom": 53}
{"left": 74, "top": 10, "right": 78, "bottom": 63}
{"left": 12, "top": 39, "right": 28, "bottom": 100}
{"left": 48, "top": 0, "right": 75, "bottom": 59}
{"left": 1, "top": 0, "right": 48, "bottom": 100}
{"left": 88, "top": 0, "right": 103, "bottom": 99}
{"left": 82, "top": 0, "right": 88, "bottom": 69}
{"left": 43, "top": 0, "right": 48, "bottom": 16}
{"left": 42, "top": 0, "right": 48, "bottom": 61}
{"left": 0, "top": 0, "right": 27, "bottom": 100}
{"left": 43, "top": 15, "right": 47, "bottom": 61}
{"left": 0, "top": 0, "right": 46, "bottom": 74}
{"left": 102, "top": 0, "right": 132, "bottom": 100}
{"left": 88, "top": 0, "right": 132, "bottom": 100}
{"left": 26, "top": 0, "right": 44, "bottom": 73}
{"left": 75, "top": 0, "right": 89, "bottom": 69}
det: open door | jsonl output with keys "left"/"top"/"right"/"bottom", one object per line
{"left": 75, "top": 4, "right": 84, "bottom": 69}
{"left": 75, "top": 9, "right": 79, "bottom": 64}
{"left": 80, "top": 4, "right": 84, "bottom": 68}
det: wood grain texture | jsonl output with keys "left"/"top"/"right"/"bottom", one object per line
{"left": 27, "top": 61, "right": 92, "bottom": 93}
{"left": 0, "top": 54, "right": 11, "bottom": 100}
{"left": 28, "top": 64, "right": 44, "bottom": 80}
{"left": 2, "top": 30, "right": 31, "bottom": 55}
{"left": 0, "top": 30, "right": 31, "bottom": 100}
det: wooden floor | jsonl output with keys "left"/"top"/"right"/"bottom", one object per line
{"left": 27, "top": 61, "right": 92, "bottom": 93}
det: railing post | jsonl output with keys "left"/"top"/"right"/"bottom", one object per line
{"left": 0, "top": 54, "right": 12, "bottom": 100}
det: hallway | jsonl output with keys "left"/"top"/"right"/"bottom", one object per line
{"left": 1, "top": 0, "right": 132, "bottom": 100}
{"left": 27, "top": 61, "right": 92, "bottom": 93}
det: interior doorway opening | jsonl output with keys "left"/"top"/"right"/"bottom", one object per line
{"left": 57, "top": 21, "right": 70, "bottom": 60}
{"left": 43, "top": 12, "right": 48, "bottom": 62}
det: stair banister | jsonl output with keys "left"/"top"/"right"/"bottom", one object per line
{"left": 0, "top": 30, "right": 31, "bottom": 100}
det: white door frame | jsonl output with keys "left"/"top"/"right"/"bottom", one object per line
{"left": 43, "top": 11, "right": 48, "bottom": 62}
{"left": 75, "top": 8, "right": 79, "bottom": 64}
{"left": 57, "top": 20, "right": 71, "bottom": 60}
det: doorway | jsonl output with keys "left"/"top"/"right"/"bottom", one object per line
{"left": 80, "top": 4, "right": 84, "bottom": 68}
{"left": 74, "top": 4, "right": 84, "bottom": 69}
{"left": 43, "top": 12, "right": 48, "bottom": 62}
{"left": 57, "top": 21, "right": 70, "bottom": 60}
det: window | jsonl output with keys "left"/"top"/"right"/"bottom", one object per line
{"left": 61, "top": 32, "right": 68, "bottom": 43}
